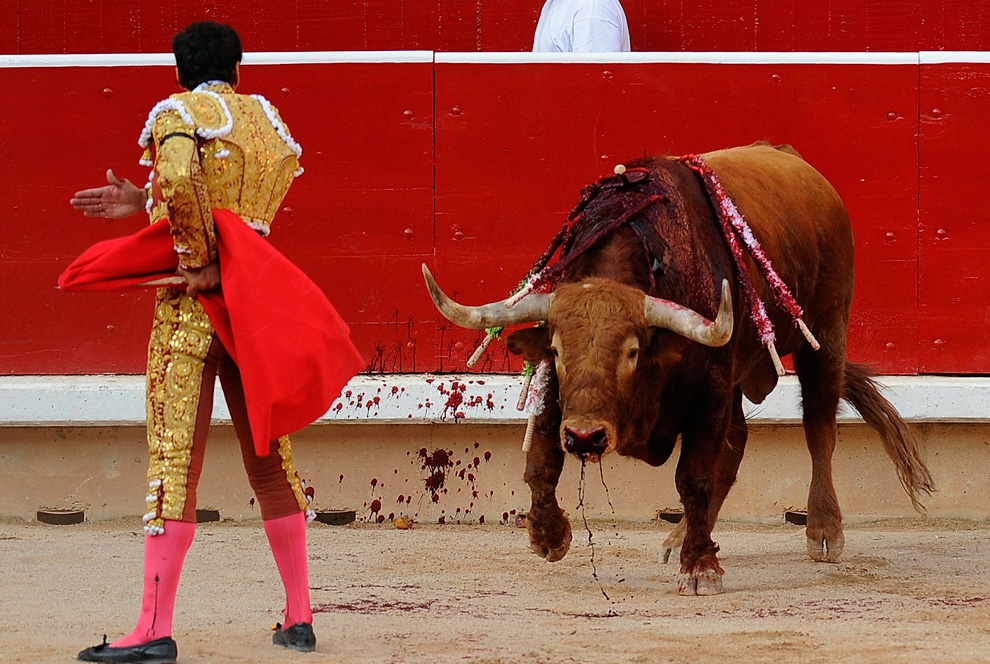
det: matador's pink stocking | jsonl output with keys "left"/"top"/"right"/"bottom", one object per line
{"left": 264, "top": 512, "right": 313, "bottom": 626}
{"left": 112, "top": 519, "right": 196, "bottom": 647}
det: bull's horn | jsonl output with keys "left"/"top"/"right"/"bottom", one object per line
{"left": 422, "top": 264, "right": 553, "bottom": 329}
{"left": 644, "top": 278, "right": 733, "bottom": 347}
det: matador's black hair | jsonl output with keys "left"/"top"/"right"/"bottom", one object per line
{"left": 173, "top": 21, "right": 242, "bottom": 91}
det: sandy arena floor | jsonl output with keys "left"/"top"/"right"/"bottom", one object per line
{"left": 1, "top": 517, "right": 988, "bottom": 664}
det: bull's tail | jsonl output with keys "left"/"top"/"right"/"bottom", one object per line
{"left": 842, "top": 363, "right": 935, "bottom": 512}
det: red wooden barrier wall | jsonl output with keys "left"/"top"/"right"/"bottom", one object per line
{"left": 919, "top": 57, "right": 990, "bottom": 373}
{"left": 433, "top": 57, "right": 922, "bottom": 374}
{"left": 3, "top": 1, "right": 990, "bottom": 54}
{"left": 1, "top": 55, "right": 988, "bottom": 376}
{"left": 0, "top": 59, "right": 437, "bottom": 374}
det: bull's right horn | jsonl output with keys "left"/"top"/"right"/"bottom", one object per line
{"left": 644, "top": 278, "right": 733, "bottom": 347}
{"left": 422, "top": 264, "right": 553, "bottom": 330}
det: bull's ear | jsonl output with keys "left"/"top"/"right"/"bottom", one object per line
{"left": 505, "top": 326, "right": 552, "bottom": 364}
{"left": 647, "top": 329, "right": 691, "bottom": 366}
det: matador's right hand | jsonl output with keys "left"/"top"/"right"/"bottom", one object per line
{"left": 178, "top": 261, "right": 221, "bottom": 297}
{"left": 70, "top": 169, "right": 148, "bottom": 220}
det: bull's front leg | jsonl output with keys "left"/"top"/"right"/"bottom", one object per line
{"left": 674, "top": 472, "right": 723, "bottom": 595}
{"left": 524, "top": 403, "right": 571, "bottom": 562}
{"left": 662, "top": 387, "right": 749, "bottom": 563}
{"left": 674, "top": 390, "right": 731, "bottom": 595}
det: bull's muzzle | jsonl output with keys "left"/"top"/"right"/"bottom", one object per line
{"left": 563, "top": 425, "right": 609, "bottom": 459}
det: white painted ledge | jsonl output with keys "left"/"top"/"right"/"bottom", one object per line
{"left": 436, "top": 52, "right": 919, "bottom": 65}
{"left": 8, "top": 51, "right": 990, "bottom": 69}
{"left": 1, "top": 374, "right": 987, "bottom": 427}
{"left": 921, "top": 51, "right": 990, "bottom": 64}
{"left": 0, "top": 51, "right": 435, "bottom": 67}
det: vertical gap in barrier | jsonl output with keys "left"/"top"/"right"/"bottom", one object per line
{"left": 914, "top": 54, "right": 923, "bottom": 375}
{"left": 431, "top": 52, "right": 439, "bottom": 370}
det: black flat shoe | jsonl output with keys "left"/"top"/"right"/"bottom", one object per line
{"left": 272, "top": 622, "right": 316, "bottom": 652}
{"left": 77, "top": 635, "right": 177, "bottom": 663}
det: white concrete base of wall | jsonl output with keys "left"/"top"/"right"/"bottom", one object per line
{"left": 4, "top": 374, "right": 990, "bottom": 426}
{"left": 1, "top": 375, "right": 987, "bottom": 525}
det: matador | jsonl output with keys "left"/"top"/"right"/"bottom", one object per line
{"left": 71, "top": 21, "right": 335, "bottom": 663}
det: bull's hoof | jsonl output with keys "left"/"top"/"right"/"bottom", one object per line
{"left": 807, "top": 528, "right": 844, "bottom": 563}
{"left": 528, "top": 513, "right": 572, "bottom": 562}
{"left": 530, "top": 539, "right": 571, "bottom": 562}
{"left": 677, "top": 568, "right": 724, "bottom": 596}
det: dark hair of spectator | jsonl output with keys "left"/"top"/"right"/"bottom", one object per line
{"left": 172, "top": 22, "right": 243, "bottom": 90}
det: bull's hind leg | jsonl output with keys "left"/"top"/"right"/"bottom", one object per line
{"left": 524, "top": 396, "right": 572, "bottom": 562}
{"left": 662, "top": 387, "right": 748, "bottom": 563}
{"left": 795, "top": 342, "right": 846, "bottom": 562}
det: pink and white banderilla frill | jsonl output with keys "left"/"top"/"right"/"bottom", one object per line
{"left": 680, "top": 155, "right": 819, "bottom": 375}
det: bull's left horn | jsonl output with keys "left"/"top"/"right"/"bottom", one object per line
{"left": 422, "top": 264, "right": 552, "bottom": 330}
{"left": 644, "top": 278, "right": 733, "bottom": 347}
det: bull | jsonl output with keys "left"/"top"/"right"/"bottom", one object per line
{"left": 423, "top": 142, "right": 933, "bottom": 595}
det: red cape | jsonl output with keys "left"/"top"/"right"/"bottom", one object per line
{"left": 59, "top": 210, "right": 366, "bottom": 455}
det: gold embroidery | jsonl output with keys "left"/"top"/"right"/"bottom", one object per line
{"left": 140, "top": 82, "right": 302, "bottom": 525}
{"left": 276, "top": 436, "right": 310, "bottom": 512}
{"left": 146, "top": 83, "right": 300, "bottom": 240}
{"left": 145, "top": 290, "right": 214, "bottom": 522}
{"left": 153, "top": 111, "right": 216, "bottom": 267}
{"left": 148, "top": 198, "right": 169, "bottom": 226}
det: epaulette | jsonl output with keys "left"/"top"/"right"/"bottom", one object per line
{"left": 136, "top": 91, "right": 234, "bottom": 165}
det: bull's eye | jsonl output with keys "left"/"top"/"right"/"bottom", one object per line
{"left": 549, "top": 346, "right": 559, "bottom": 358}
{"left": 628, "top": 348, "right": 638, "bottom": 360}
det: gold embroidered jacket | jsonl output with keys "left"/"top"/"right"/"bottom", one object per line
{"left": 140, "top": 81, "right": 302, "bottom": 268}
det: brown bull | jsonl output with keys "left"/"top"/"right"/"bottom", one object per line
{"left": 423, "top": 142, "right": 933, "bottom": 595}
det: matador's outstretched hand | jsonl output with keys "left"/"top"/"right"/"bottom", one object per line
{"left": 70, "top": 169, "right": 147, "bottom": 219}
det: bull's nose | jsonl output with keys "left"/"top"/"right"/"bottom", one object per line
{"left": 563, "top": 426, "right": 608, "bottom": 457}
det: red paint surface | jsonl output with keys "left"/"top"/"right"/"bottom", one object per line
{"left": 3, "top": 1, "right": 990, "bottom": 53}
{"left": 919, "top": 61, "right": 990, "bottom": 372}
{"left": 0, "top": 62, "right": 435, "bottom": 374}
{"left": 434, "top": 61, "right": 921, "bottom": 373}
{"left": 1, "top": 58, "right": 987, "bottom": 375}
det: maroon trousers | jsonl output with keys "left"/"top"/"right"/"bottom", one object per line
{"left": 181, "top": 336, "right": 307, "bottom": 522}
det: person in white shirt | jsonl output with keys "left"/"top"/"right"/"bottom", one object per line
{"left": 533, "top": 0, "right": 631, "bottom": 52}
